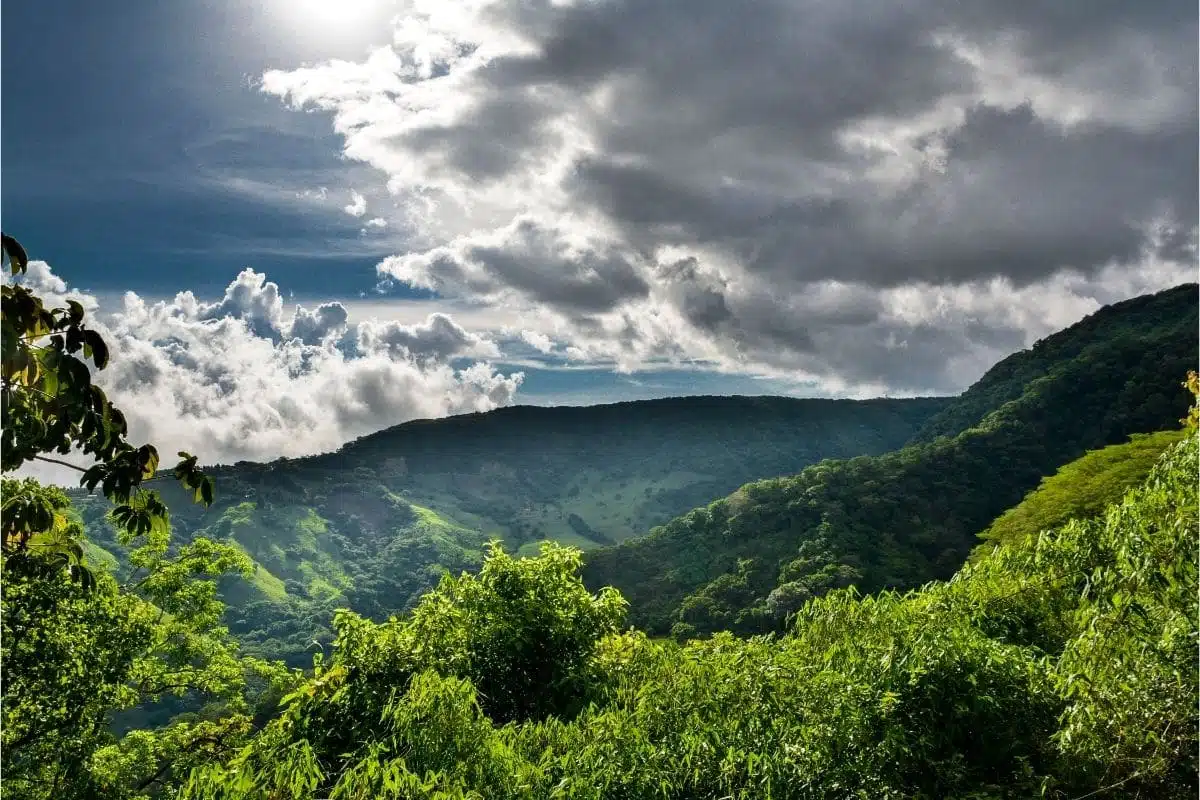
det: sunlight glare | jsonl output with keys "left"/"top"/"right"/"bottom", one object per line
{"left": 290, "top": 0, "right": 381, "bottom": 31}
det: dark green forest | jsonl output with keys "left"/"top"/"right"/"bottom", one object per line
{"left": 183, "top": 429, "right": 1200, "bottom": 799}
{"left": 2, "top": 229, "right": 1197, "bottom": 800}
{"left": 584, "top": 284, "right": 1198, "bottom": 637}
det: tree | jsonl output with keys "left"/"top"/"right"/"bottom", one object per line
{"left": 1, "top": 233, "right": 212, "bottom": 552}
{"left": 0, "top": 234, "right": 293, "bottom": 798}
{"left": 180, "top": 377, "right": 1198, "bottom": 800}
{"left": 184, "top": 541, "right": 627, "bottom": 798}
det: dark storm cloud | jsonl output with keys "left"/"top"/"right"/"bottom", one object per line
{"left": 264, "top": 0, "right": 1197, "bottom": 394}
{"left": 400, "top": 91, "right": 562, "bottom": 181}
{"left": 467, "top": 218, "right": 651, "bottom": 311}
{"left": 487, "top": 0, "right": 972, "bottom": 145}
{"left": 519, "top": 0, "right": 1193, "bottom": 281}
{"left": 568, "top": 99, "right": 1196, "bottom": 287}
{"left": 381, "top": 218, "right": 652, "bottom": 314}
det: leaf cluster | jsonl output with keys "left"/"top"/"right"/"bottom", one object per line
{"left": 2, "top": 233, "right": 214, "bottom": 555}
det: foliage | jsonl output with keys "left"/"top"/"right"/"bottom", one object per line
{"left": 1, "top": 516, "right": 292, "bottom": 798}
{"left": 1184, "top": 369, "right": 1199, "bottom": 430}
{"left": 182, "top": 424, "right": 1199, "bottom": 799}
{"left": 314, "top": 541, "right": 627, "bottom": 728}
{"left": 584, "top": 284, "right": 1198, "bottom": 635}
{"left": 1, "top": 234, "right": 212, "bottom": 551}
{"left": 976, "top": 428, "right": 1184, "bottom": 552}
{"left": 0, "top": 234, "right": 295, "bottom": 799}
{"left": 185, "top": 542, "right": 629, "bottom": 798}
{"left": 911, "top": 287, "right": 1199, "bottom": 443}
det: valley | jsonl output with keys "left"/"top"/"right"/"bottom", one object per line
{"left": 70, "top": 393, "right": 948, "bottom": 663}
{"left": 68, "top": 284, "right": 1198, "bottom": 665}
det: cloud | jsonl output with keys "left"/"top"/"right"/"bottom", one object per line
{"left": 256, "top": 0, "right": 1196, "bottom": 395}
{"left": 356, "top": 312, "right": 501, "bottom": 362}
{"left": 18, "top": 262, "right": 523, "bottom": 482}
{"left": 21, "top": 260, "right": 68, "bottom": 294}
{"left": 519, "top": 329, "right": 555, "bottom": 354}
{"left": 6, "top": 260, "right": 101, "bottom": 315}
{"left": 290, "top": 301, "right": 351, "bottom": 345}
{"left": 194, "top": 268, "right": 287, "bottom": 338}
{"left": 377, "top": 216, "right": 651, "bottom": 313}
{"left": 344, "top": 190, "right": 367, "bottom": 217}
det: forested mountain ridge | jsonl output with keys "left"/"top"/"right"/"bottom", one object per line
{"left": 583, "top": 284, "right": 1199, "bottom": 637}
{"left": 910, "top": 283, "right": 1198, "bottom": 443}
{"left": 71, "top": 394, "right": 946, "bottom": 663}
{"left": 184, "top": 425, "right": 1200, "bottom": 799}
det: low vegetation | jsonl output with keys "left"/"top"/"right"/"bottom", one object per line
{"left": 975, "top": 427, "right": 1185, "bottom": 552}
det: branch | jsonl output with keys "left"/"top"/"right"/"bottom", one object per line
{"left": 1068, "top": 771, "right": 1144, "bottom": 800}
{"left": 133, "top": 732, "right": 231, "bottom": 792}
{"left": 34, "top": 455, "right": 172, "bottom": 487}
{"left": 4, "top": 383, "right": 60, "bottom": 401}
{"left": 121, "top": 564, "right": 147, "bottom": 590}
{"left": 32, "top": 455, "right": 88, "bottom": 473}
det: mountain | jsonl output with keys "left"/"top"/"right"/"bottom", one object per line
{"left": 582, "top": 284, "right": 1198, "bottom": 637}
{"left": 185, "top": 426, "right": 1200, "bottom": 799}
{"left": 72, "top": 394, "right": 946, "bottom": 663}
{"left": 911, "top": 285, "right": 1198, "bottom": 443}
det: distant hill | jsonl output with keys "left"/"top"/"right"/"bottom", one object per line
{"left": 72, "top": 393, "right": 946, "bottom": 664}
{"left": 184, "top": 418, "right": 1200, "bottom": 800}
{"left": 582, "top": 284, "right": 1198, "bottom": 637}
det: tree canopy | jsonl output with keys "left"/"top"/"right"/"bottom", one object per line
{"left": 1, "top": 234, "right": 294, "bottom": 799}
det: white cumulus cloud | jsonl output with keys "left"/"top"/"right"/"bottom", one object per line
{"left": 344, "top": 190, "right": 368, "bottom": 217}
{"left": 12, "top": 262, "right": 523, "bottom": 482}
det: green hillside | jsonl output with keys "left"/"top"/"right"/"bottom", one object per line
{"left": 184, "top": 428, "right": 1200, "bottom": 800}
{"left": 72, "top": 394, "right": 946, "bottom": 663}
{"left": 974, "top": 428, "right": 1185, "bottom": 554}
{"left": 583, "top": 284, "right": 1198, "bottom": 637}
{"left": 8, "top": 224, "right": 1199, "bottom": 800}
{"left": 910, "top": 284, "right": 1198, "bottom": 443}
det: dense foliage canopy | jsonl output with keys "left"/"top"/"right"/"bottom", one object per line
{"left": 975, "top": 427, "right": 1185, "bottom": 552}
{"left": 910, "top": 285, "right": 1197, "bottom": 443}
{"left": 184, "top": 423, "right": 1198, "bottom": 799}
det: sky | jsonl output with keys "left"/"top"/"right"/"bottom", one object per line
{"left": 3, "top": 0, "right": 1197, "bottom": 475}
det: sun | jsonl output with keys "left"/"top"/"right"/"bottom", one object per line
{"left": 264, "top": 0, "right": 395, "bottom": 53}
{"left": 287, "top": 0, "right": 383, "bottom": 31}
